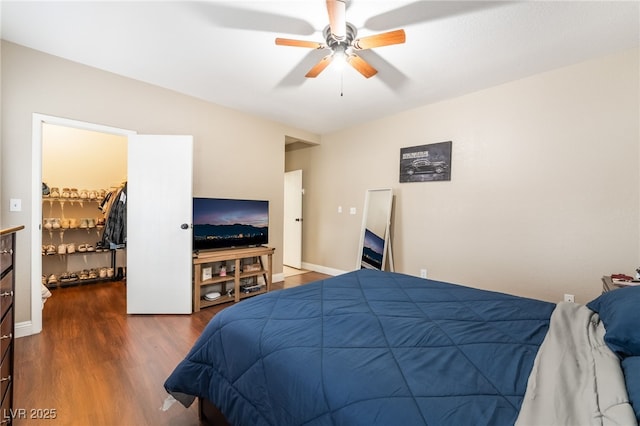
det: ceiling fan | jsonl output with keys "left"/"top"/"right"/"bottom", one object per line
{"left": 275, "top": 0, "right": 406, "bottom": 79}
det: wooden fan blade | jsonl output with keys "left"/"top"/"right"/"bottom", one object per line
{"left": 347, "top": 53, "right": 377, "bottom": 78}
{"left": 305, "top": 55, "right": 333, "bottom": 78}
{"left": 326, "top": 0, "right": 347, "bottom": 41}
{"left": 275, "top": 38, "right": 325, "bottom": 49}
{"left": 352, "top": 29, "right": 406, "bottom": 50}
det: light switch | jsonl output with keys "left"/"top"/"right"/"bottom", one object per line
{"left": 9, "top": 198, "right": 22, "bottom": 212}
{"left": 350, "top": 207, "right": 356, "bottom": 215}
{"left": 338, "top": 206, "right": 343, "bottom": 213}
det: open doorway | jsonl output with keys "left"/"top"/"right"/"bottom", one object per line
{"left": 30, "top": 114, "right": 135, "bottom": 335}
{"left": 31, "top": 115, "right": 195, "bottom": 335}
{"left": 41, "top": 123, "right": 128, "bottom": 292}
{"left": 283, "top": 136, "right": 318, "bottom": 277}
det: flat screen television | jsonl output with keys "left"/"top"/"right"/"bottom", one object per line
{"left": 193, "top": 197, "right": 269, "bottom": 251}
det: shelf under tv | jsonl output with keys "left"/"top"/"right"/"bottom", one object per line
{"left": 192, "top": 246, "right": 274, "bottom": 312}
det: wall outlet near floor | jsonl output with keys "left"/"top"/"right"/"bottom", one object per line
{"left": 564, "top": 294, "right": 575, "bottom": 303}
{"left": 420, "top": 269, "right": 427, "bottom": 279}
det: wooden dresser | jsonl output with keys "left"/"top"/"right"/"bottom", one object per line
{"left": 1, "top": 226, "right": 23, "bottom": 425}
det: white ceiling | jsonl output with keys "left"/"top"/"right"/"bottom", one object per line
{"left": 2, "top": 1, "right": 639, "bottom": 135}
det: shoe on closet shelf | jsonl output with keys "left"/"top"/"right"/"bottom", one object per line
{"left": 79, "top": 218, "right": 88, "bottom": 229}
{"left": 45, "top": 245, "right": 56, "bottom": 255}
{"left": 70, "top": 188, "right": 79, "bottom": 199}
{"left": 79, "top": 270, "right": 89, "bottom": 280}
{"left": 47, "top": 274, "right": 58, "bottom": 285}
{"left": 57, "top": 244, "right": 66, "bottom": 255}
{"left": 88, "top": 269, "right": 98, "bottom": 280}
{"left": 69, "top": 272, "right": 79, "bottom": 282}
{"left": 107, "top": 268, "right": 115, "bottom": 279}
{"left": 86, "top": 244, "right": 95, "bottom": 252}
{"left": 51, "top": 218, "right": 61, "bottom": 230}
{"left": 66, "top": 243, "right": 76, "bottom": 254}
{"left": 50, "top": 187, "right": 60, "bottom": 198}
{"left": 77, "top": 244, "right": 87, "bottom": 253}
{"left": 87, "top": 218, "right": 96, "bottom": 228}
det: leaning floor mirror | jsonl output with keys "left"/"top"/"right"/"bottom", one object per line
{"left": 357, "top": 188, "right": 394, "bottom": 271}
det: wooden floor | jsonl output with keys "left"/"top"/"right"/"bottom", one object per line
{"left": 14, "top": 271, "right": 330, "bottom": 426}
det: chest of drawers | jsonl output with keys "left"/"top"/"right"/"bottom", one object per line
{"left": 1, "top": 226, "right": 23, "bottom": 425}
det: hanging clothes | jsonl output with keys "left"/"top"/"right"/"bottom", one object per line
{"left": 101, "top": 182, "right": 127, "bottom": 248}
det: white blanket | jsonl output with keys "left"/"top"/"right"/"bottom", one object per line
{"left": 516, "top": 302, "right": 637, "bottom": 426}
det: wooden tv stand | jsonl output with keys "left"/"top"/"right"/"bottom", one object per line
{"left": 192, "top": 246, "right": 274, "bottom": 312}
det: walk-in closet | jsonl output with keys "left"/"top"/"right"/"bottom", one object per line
{"left": 41, "top": 123, "right": 127, "bottom": 292}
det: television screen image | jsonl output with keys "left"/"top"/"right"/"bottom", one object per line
{"left": 193, "top": 198, "right": 269, "bottom": 251}
{"left": 361, "top": 228, "right": 384, "bottom": 270}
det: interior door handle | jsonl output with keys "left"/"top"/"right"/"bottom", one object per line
{"left": 180, "top": 223, "right": 190, "bottom": 230}
{"left": 295, "top": 218, "right": 303, "bottom": 222}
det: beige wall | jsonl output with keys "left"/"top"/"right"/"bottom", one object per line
{"left": 42, "top": 124, "right": 128, "bottom": 190}
{"left": 1, "top": 41, "right": 318, "bottom": 324}
{"left": 290, "top": 48, "right": 640, "bottom": 304}
{"left": 3, "top": 39, "right": 639, "bottom": 326}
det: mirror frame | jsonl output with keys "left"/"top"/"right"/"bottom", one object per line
{"left": 356, "top": 188, "right": 394, "bottom": 271}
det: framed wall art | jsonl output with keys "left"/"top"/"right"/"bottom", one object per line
{"left": 399, "top": 141, "right": 452, "bottom": 183}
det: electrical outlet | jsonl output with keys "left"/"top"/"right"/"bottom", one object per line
{"left": 564, "top": 294, "right": 575, "bottom": 303}
{"left": 420, "top": 269, "right": 427, "bottom": 279}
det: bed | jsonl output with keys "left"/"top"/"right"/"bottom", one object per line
{"left": 164, "top": 269, "right": 640, "bottom": 425}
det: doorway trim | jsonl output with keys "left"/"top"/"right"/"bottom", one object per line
{"left": 23, "top": 114, "right": 135, "bottom": 337}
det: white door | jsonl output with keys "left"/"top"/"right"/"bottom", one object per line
{"left": 283, "top": 170, "right": 303, "bottom": 269}
{"left": 127, "top": 135, "right": 193, "bottom": 314}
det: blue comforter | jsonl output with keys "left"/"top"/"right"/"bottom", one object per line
{"left": 165, "top": 269, "right": 555, "bottom": 425}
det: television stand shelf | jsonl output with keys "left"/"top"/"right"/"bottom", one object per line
{"left": 192, "top": 246, "right": 274, "bottom": 312}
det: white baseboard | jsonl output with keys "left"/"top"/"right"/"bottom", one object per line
{"left": 15, "top": 320, "right": 40, "bottom": 338}
{"left": 301, "top": 262, "right": 348, "bottom": 277}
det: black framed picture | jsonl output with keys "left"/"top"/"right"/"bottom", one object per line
{"left": 400, "top": 141, "right": 452, "bottom": 183}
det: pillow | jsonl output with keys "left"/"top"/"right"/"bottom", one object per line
{"left": 622, "top": 357, "right": 640, "bottom": 422}
{"left": 586, "top": 285, "right": 640, "bottom": 357}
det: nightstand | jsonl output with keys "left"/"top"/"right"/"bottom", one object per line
{"left": 601, "top": 275, "right": 639, "bottom": 293}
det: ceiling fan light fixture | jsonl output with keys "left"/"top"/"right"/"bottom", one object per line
{"left": 332, "top": 46, "right": 347, "bottom": 71}
{"left": 275, "top": 2, "right": 406, "bottom": 80}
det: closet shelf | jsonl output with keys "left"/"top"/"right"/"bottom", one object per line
{"left": 43, "top": 197, "right": 102, "bottom": 203}
{"left": 47, "top": 276, "right": 115, "bottom": 289}
{"left": 42, "top": 250, "right": 114, "bottom": 257}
